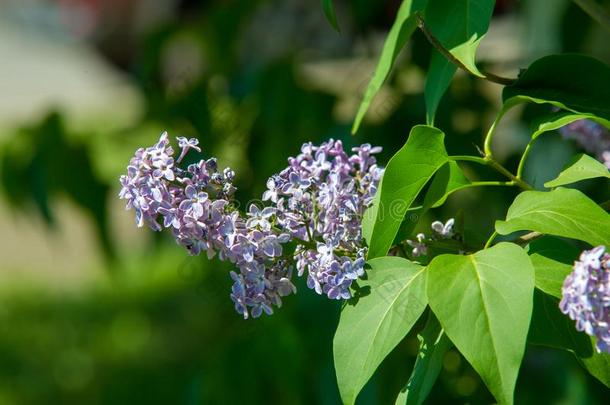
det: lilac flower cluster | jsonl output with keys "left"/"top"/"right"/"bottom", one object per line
{"left": 406, "top": 218, "right": 455, "bottom": 258}
{"left": 119, "top": 132, "right": 296, "bottom": 319}
{"left": 560, "top": 246, "right": 610, "bottom": 353}
{"left": 559, "top": 120, "right": 610, "bottom": 168}
{"left": 262, "top": 140, "right": 383, "bottom": 300}
{"left": 119, "top": 133, "right": 383, "bottom": 318}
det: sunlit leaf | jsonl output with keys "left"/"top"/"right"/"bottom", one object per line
{"left": 365, "top": 125, "right": 448, "bottom": 258}
{"left": 495, "top": 188, "right": 610, "bottom": 247}
{"left": 427, "top": 243, "right": 534, "bottom": 405}
{"left": 544, "top": 153, "right": 610, "bottom": 188}
{"left": 334, "top": 257, "right": 428, "bottom": 405}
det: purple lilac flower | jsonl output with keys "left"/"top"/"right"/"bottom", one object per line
{"left": 559, "top": 120, "right": 610, "bottom": 168}
{"left": 176, "top": 136, "right": 201, "bottom": 163}
{"left": 119, "top": 132, "right": 296, "bottom": 319}
{"left": 262, "top": 140, "right": 383, "bottom": 300}
{"left": 120, "top": 134, "right": 385, "bottom": 317}
{"left": 560, "top": 246, "right": 610, "bottom": 353}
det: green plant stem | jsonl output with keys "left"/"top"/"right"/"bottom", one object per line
{"left": 483, "top": 107, "right": 508, "bottom": 157}
{"left": 484, "top": 231, "right": 498, "bottom": 249}
{"left": 485, "top": 156, "right": 534, "bottom": 191}
{"left": 572, "top": 0, "right": 610, "bottom": 32}
{"left": 516, "top": 139, "right": 535, "bottom": 179}
{"left": 470, "top": 181, "right": 514, "bottom": 187}
{"left": 452, "top": 155, "right": 534, "bottom": 191}
{"left": 415, "top": 13, "right": 516, "bottom": 86}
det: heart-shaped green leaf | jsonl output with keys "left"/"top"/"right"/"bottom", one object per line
{"left": 427, "top": 243, "right": 535, "bottom": 405}
{"left": 334, "top": 257, "right": 428, "bottom": 405}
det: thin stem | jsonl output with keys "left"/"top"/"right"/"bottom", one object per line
{"left": 572, "top": 0, "right": 610, "bottom": 32}
{"left": 483, "top": 107, "right": 509, "bottom": 157}
{"left": 452, "top": 155, "right": 534, "bottom": 191}
{"left": 516, "top": 139, "right": 535, "bottom": 179}
{"left": 484, "top": 231, "right": 498, "bottom": 249}
{"left": 485, "top": 156, "right": 534, "bottom": 191}
{"left": 470, "top": 181, "right": 514, "bottom": 188}
{"left": 416, "top": 13, "right": 516, "bottom": 86}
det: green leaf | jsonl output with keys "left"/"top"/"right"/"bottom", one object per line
{"left": 530, "top": 111, "right": 610, "bottom": 141}
{"left": 516, "top": 111, "right": 610, "bottom": 184}
{"left": 503, "top": 54, "right": 610, "bottom": 121}
{"left": 352, "top": 0, "right": 427, "bottom": 133}
{"left": 528, "top": 290, "right": 592, "bottom": 357}
{"left": 427, "top": 243, "right": 535, "bottom": 405}
{"left": 527, "top": 289, "right": 610, "bottom": 388}
{"left": 423, "top": 0, "right": 496, "bottom": 123}
{"left": 395, "top": 313, "right": 452, "bottom": 405}
{"left": 321, "top": 0, "right": 340, "bottom": 32}
{"left": 424, "top": 53, "right": 457, "bottom": 124}
{"left": 366, "top": 125, "right": 448, "bottom": 258}
{"left": 527, "top": 237, "right": 579, "bottom": 299}
{"left": 393, "top": 161, "right": 470, "bottom": 245}
{"left": 544, "top": 153, "right": 610, "bottom": 188}
{"left": 580, "top": 341, "right": 610, "bottom": 388}
{"left": 422, "top": 160, "right": 471, "bottom": 208}
{"left": 334, "top": 257, "right": 428, "bottom": 405}
{"left": 495, "top": 188, "right": 610, "bottom": 247}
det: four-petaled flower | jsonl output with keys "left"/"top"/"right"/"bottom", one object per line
{"left": 177, "top": 136, "right": 202, "bottom": 163}
{"left": 179, "top": 185, "right": 209, "bottom": 219}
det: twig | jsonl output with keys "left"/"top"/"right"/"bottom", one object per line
{"left": 416, "top": 13, "right": 516, "bottom": 86}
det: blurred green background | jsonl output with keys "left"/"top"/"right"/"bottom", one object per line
{"left": 0, "top": 0, "right": 609, "bottom": 403}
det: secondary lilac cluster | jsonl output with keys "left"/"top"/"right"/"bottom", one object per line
{"left": 119, "top": 132, "right": 296, "bottom": 319}
{"left": 119, "top": 133, "right": 383, "bottom": 318}
{"left": 406, "top": 218, "right": 455, "bottom": 258}
{"left": 262, "top": 140, "right": 383, "bottom": 300}
{"left": 560, "top": 246, "right": 610, "bottom": 353}
{"left": 559, "top": 120, "right": 610, "bottom": 168}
